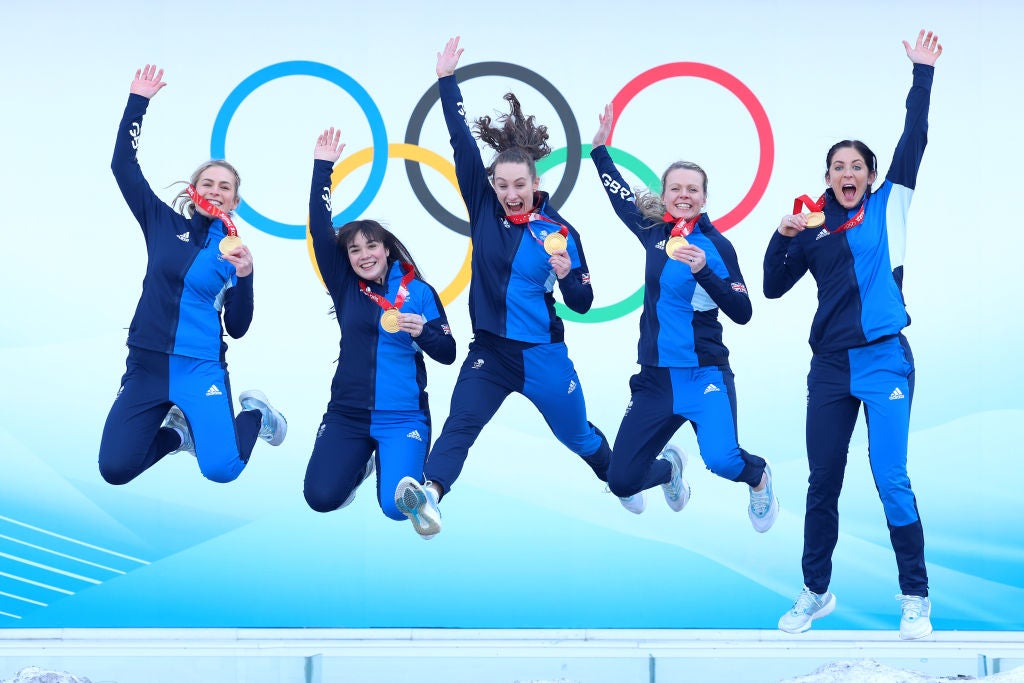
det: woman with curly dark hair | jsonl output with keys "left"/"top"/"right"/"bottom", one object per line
{"left": 394, "top": 36, "right": 613, "bottom": 539}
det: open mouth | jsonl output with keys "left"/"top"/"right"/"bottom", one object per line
{"left": 842, "top": 184, "right": 857, "bottom": 202}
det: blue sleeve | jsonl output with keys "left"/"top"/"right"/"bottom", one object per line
{"left": 696, "top": 232, "right": 752, "bottom": 325}
{"left": 590, "top": 145, "right": 653, "bottom": 239}
{"left": 309, "top": 159, "right": 353, "bottom": 297}
{"left": 762, "top": 231, "right": 807, "bottom": 299}
{"left": 110, "top": 94, "right": 167, "bottom": 235}
{"left": 438, "top": 75, "right": 491, "bottom": 230}
{"left": 223, "top": 273, "right": 254, "bottom": 338}
{"left": 413, "top": 283, "right": 457, "bottom": 365}
{"left": 886, "top": 63, "right": 933, "bottom": 190}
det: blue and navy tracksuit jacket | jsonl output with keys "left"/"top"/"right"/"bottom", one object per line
{"left": 591, "top": 145, "right": 765, "bottom": 492}
{"left": 305, "top": 159, "right": 455, "bottom": 517}
{"left": 100, "top": 94, "right": 259, "bottom": 486}
{"left": 762, "top": 64, "right": 934, "bottom": 595}
{"left": 439, "top": 75, "right": 594, "bottom": 341}
{"left": 421, "top": 75, "right": 610, "bottom": 495}
{"left": 112, "top": 94, "right": 253, "bottom": 361}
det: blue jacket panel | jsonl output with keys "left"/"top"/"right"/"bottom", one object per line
{"left": 763, "top": 64, "right": 933, "bottom": 354}
{"left": 439, "top": 75, "right": 593, "bottom": 344}
{"left": 591, "top": 146, "right": 751, "bottom": 368}
{"left": 111, "top": 94, "right": 253, "bottom": 362}
{"left": 309, "top": 160, "right": 456, "bottom": 412}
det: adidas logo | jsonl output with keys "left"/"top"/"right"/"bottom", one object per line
{"left": 624, "top": 399, "right": 633, "bottom": 416}
{"left": 205, "top": 384, "right": 223, "bottom": 397}
{"left": 316, "top": 423, "right": 327, "bottom": 439}
{"left": 472, "top": 358, "right": 485, "bottom": 369}
{"left": 406, "top": 430, "right": 423, "bottom": 442}
{"left": 177, "top": 232, "right": 190, "bottom": 242}
{"left": 567, "top": 379, "right": 577, "bottom": 394}
{"left": 815, "top": 228, "right": 830, "bottom": 241}
{"left": 889, "top": 387, "right": 905, "bottom": 401}
{"left": 703, "top": 384, "right": 721, "bottom": 394}
{"left": 655, "top": 239, "right": 667, "bottom": 251}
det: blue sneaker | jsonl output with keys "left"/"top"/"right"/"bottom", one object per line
{"left": 748, "top": 462, "right": 779, "bottom": 532}
{"left": 238, "top": 390, "right": 287, "bottom": 446}
{"left": 395, "top": 477, "right": 442, "bottom": 539}
{"left": 340, "top": 457, "right": 375, "bottom": 509}
{"left": 658, "top": 444, "right": 691, "bottom": 512}
{"left": 779, "top": 586, "right": 836, "bottom": 633}
{"left": 161, "top": 405, "right": 195, "bottom": 457}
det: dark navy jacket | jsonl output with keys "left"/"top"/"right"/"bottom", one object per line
{"left": 309, "top": 159, "right": 456, "bottom": 412}
{"left": 111, "top": 94, "right": 253, "bottom": 362}
{"left": 439, "top": 75, "right": 593, "bottom": 344}
{"left": 591, "top": 146, "right": 752, "bottom": 368}
{"left": 763, "top": 64, "right": 933, "bottom": 355}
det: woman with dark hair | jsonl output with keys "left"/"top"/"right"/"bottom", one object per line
{"left": 589, "top": 108, "right": 779, "bottom": 527}
{"left": 304, "top": 128, "right": 456, "bottom": 521}
{"left": 764, "top": 30, "right": 942, "bottom": 639}
{"left": 394, "top": 36, "right": 612, "bottom": 539}
{"left": 100, "top": 64, "right": 287, "bottom": 487}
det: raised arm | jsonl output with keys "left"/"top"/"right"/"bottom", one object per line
{"left": 309, "top": 127, "right": 350, "bottom": 288}
{"left": 888, "top": 29, "right": 942, "bottom": 189}
{"left": 111, "top": 64, "right": 169, "bottom": 229}
{"left": 436, "top": 35, "right": 464, "bottom": 78}
{"left": 590, "top": 104, "right": 650, "bottom": 237}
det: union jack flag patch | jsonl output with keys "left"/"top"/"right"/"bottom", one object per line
{"left": 441, "top": 324, "right": 451, "bottom": 335}
{"left": 731, "top": 282, "right": 748, "bottom": 294}
{"left": 581, "top": 273, "right": 591, "bottom": 285}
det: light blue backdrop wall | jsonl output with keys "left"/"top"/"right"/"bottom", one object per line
{"left": 1, "top": 0, "right": 1020, "bottom": 629}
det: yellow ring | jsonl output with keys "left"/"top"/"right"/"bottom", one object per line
{"left": 306, "top": 143, "right": 472, "bottom": 306}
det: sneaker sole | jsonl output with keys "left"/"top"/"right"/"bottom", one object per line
{"left": 662, "top": 446, "right": 691, "bottom": 512}
{"left": 238, "top": 390, "right": 287, "bottom": 446}
{"left": 394, "top": 479, "right": 441, "bottom": 538}
{"left": 779, "top": 593, "right": 837, "bottom": 634}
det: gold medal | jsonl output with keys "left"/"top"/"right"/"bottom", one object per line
{"left": 219, "top": 235, "right": 244, "bottom": 255}
{"left": 543, "top": 232, "right": 567, "bottom": 255}
{"left": 805, "top": 212, "right": 825, "bottom": 228}
{"left": 380, "top": 309, "right": 401, "bottom": 334}
{"left": 665, "top": 235, "right": 689, "bottom": 260}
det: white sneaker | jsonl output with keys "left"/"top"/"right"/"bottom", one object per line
{"left": 618, "top": 491, "right": 646, "bottom": 514}
{"left": 658, "top": 444, "right": 691, "bottom": 512}
{"left": 395, "top": 477, "right": 442, "bottom": 539}
{"left": 161, "top": 405, "right": 195, "bottom": 457}
{"left": 239, "top": 390, "right": 287, "bottom": 446}
{"left": 339, "top": 457, "right": 376, "bottom": 509}
{"left": 897, "top": 594, "right": 932, "bottom": 640}
{"left": 748, "top": 462, "right": 780, "bottom": 533}
{"left": 778, "top": 586, "right": 836, "bottom": 633}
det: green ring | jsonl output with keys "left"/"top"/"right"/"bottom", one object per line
{"left": 536, "top": 144, "right": 658, "bottom": 323}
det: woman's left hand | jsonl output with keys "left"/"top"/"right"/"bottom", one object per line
{"left": 222, "top": 244, "right": 253, "bottom": 277}
{"left": 903, "top": 29, "right": 942, "bottom": 65}
{"left": 549, "top": 249, "right": 571, "bottom": 279}
{"left": 672, "top": 243, "right": 706, "bottom": 273}
{"left": 398, "top": 313, "right": 425, "bottom": 338}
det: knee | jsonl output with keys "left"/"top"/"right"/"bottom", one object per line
{"left": 380, "top": 500, "right": 405, "bottom": 521}
{"left": 98, "top": 459, "right": 134, "bottom": 486}
{"left": 606, "top": 468, "right": 641, "bottom": 498}
{"left": 304, "top": 487, "right": 346, "bottom": 514}
{"left": 199, "top": 459, "right": 243, "bottom": 484}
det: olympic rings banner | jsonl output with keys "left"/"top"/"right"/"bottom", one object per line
{"left": 1, "top": 1, "right": 1022, "bottom": 631}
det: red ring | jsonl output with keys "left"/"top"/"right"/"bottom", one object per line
{"left": 609, "top": 63, "right": 774, "bottom": 233}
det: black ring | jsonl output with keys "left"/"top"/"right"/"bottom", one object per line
{"left": 404, "top": 62, "right": 581, "bottom": 237}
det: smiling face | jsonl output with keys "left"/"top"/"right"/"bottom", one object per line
{"left": 661, "top": 167, "right": 706, "bottom": 221}
{"left": 193, "top": 165, "right": 240, "bottom": 217}
{"left": 826, "top": 145, "right": 877, "bottom": 209}
{"left": 492, "top": 161, "right": 539, "bottom": 215}
{"left": 346, "top": 230, "right": 390, "bottom": 284}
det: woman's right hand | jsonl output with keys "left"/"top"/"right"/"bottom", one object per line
{"left": 130, "top": 64, "right": 166, "bottom": 99}
{"left": 593, "top": 103, "right": 614, "bottom": 148}
{"left": 314, "top": 127, "right": 345, "bottom": 162}
{"left": 777, "top": 213, "right": 808, "bottom": 237}
{"left": 436, "top": 36, "right": 463, "bottom": 78}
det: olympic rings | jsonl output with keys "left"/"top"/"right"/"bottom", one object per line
{"left": 538, "top": 144, "right": 658, "bottom": 324}
{"left": 306, "top": 143, "right": 473, "bottom": 307}
{"left": 404, "top": 62, "right": 581, "bottom": 237}
{"left": 212, "top": 61, "right": 389, "bottom": 240}
{"left": 607, "top": 62, "right": 774, "bottom": 233}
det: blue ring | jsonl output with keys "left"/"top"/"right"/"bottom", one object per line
{"left": 211, "top": 61, "right": 388, "bottom": 240}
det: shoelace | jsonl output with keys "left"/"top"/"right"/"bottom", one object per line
{"left": 897, "top": 594, "right": 927, "bottom": 619}
{"left": 750, "top": 487, "right": 771, "bottom": 516}
{"left": 791, "top": 588, "right": 822, "bottom": 615}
